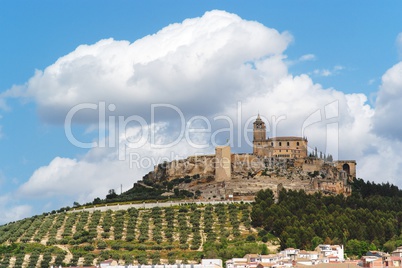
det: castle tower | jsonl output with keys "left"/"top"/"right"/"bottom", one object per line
{"left": 253, "top": 114, "right": 266, "bottom": 141}
{"left": 253, "top": 114, "right": 267, "bottom": 156}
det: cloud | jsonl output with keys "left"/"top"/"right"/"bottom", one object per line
{"left": 358, "top": 139, "right": 402, "bottom": 185}
{"left": 372, "top": 62, "right": 402, "bottom": 140}
{"left": 314, "top": 69, "right": 332, "bottom": 77}
{"left": 18, "top": 122, "right": 214, "bottom": 203}
{"left": 368, "top": 78, "right": 376, "bottom": 85}
{"left": 312, "top": 65, "right": 344, "bottom": 77}
{"left": 285, "top": 53, "right": 315, "bottom": 66}
{"left": 0, "top": 195, "right": 32, "bottom": 225}
{"left": 299, "top": 54, "right": 316, "bottom": 62}
{"left": 2, "top": 10, "right": 291, "bottom": 124}
{"left": 0, "top": 99, "right": 9, "bottom": 111}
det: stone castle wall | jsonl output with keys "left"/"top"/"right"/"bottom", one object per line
{"left": 143, "top": 154, "right": 215, "bottom": 184}
{"left": 215, "top": 146, "right": 231, "bottom": 182}
{"left": 141, "top": 148, "right": 353, "bottom": 199}
{"left": 139, "top": 114, "right": 356, "bottom": 199}
{"left": 335, "top": 160, "right": 357, "bottom": 179}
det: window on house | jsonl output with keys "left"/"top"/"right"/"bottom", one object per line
{"left": 297, "top": 142, "right": 300, "bottom": 146}
{"left": 287, "top": 142, "right": 290, "bottom": 146}
{"left": 279, "top": 142, "right": 282, "bottom": 146}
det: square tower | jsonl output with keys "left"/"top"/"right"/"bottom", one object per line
{"left": 215, "top": 146, "right": 231, "bottom": 182}
{"left": 253, "top": 114, "right": 266, "bottom": 141}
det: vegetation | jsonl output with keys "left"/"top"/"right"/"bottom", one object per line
{"left": 83, "top": 173, "right": 204, "bottom": 207}
{"left": 251, "top": 178, "right": 402, "bottom": 258}
{"left": 2, "top": 177, "right": 402, "bottom": 266}
{"left": 0, "top": 203, "right": 256, "bottom": 266}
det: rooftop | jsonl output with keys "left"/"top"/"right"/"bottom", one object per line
{"left": 267, "top": 136, "right": 307, "bottom": 141}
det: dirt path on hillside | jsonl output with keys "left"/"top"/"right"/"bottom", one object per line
{"left": 56, "top": 245, "right": 73, "bottom": 264}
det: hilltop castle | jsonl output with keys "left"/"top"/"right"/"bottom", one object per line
{"left": 251, "top": 114, "right": 356, "bottom": 178}
{"left": 142, "top": 115, "right": 356, "bottom": 199}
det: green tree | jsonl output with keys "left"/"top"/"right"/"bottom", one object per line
{"left": 346, "top": 239, "right": 369, "bottom": 258}
{"left": 106, "top": 189, "right": 117, "bottom": 199}
{"left": 260, "top": 244, "right": 269, "bottom": 255}
{"left": 311, "top": 236, "right": 323, "bottom": 250}
{"left": 255, "top": 189, "right": 275, "bottom": 207}
{"left": 285, "top": 238, "right": 297, "bottom": 249}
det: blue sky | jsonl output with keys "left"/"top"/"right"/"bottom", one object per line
{"left": 0, "top": 1, "right": 402, "bottom": 223}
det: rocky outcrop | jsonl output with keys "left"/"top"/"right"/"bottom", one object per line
{"left": 139, "top": 153, "right": 351, "bottom": 200}
{"left": 142, "top": 155, "right": 215, "bottom": 184}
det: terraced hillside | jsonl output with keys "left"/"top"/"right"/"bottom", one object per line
{"left": 0, "top": 203, "right": 268, "bottom": 267}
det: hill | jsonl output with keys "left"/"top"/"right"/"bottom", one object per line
{"left": 0, "top": 203, "right": 270, "bottom": 267}
{"left": 2, "top": 178, "right": 402, "bottom": 266}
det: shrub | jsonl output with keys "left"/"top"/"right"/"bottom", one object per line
{"left": 246, "top": 235, "right": 256, "bottom": 242}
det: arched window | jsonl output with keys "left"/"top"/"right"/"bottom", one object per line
{"left": 342, "top": 163, "right": 350, "bottom": 175}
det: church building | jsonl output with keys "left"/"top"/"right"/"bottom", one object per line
{"left": 253, "top": 114, "right": 308, "bottom": 158}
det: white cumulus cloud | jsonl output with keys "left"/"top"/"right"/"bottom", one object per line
{"left": 18, "top": 122, "right": 214, "bottom": 203}
{"left": 0, "top": 195, "right": 32, "bottom": 225}
{"left": 372, "top": 62, "right": 402, "bottom": 140}
{"left": 2, "top": 10, "right": 291, "bottom": 124}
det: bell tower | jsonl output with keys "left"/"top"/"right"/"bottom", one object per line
{"left": 253, "top": 114, "right": 266, "bottom": 142}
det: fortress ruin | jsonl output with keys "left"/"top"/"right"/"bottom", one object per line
{"left": 142, "top": 115, "right": 356, "bottom": 199}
